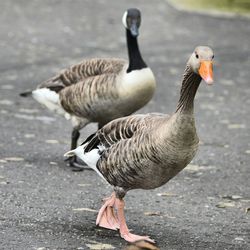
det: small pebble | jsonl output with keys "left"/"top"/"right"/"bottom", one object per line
{"left": 25, "top": 134, "right": 35, "bottom": 138}
{"left": 49, "top": 162, "right": 58, "bottom": 165}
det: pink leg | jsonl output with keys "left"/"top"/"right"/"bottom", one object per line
{"left": 115, "top": 199, "right": 155, "bottom": 243}
{"left": 96, "top": 192, "right": 120, "bottom": 230}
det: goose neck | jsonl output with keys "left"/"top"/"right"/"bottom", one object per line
{"left": 126, "top": 29, "right": 147, "bottom": 73}
{"left": 175, "top": 65, "right": 202, "bottom": 114}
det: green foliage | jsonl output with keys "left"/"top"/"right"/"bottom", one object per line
{"left": 172, "top": 0, "right": 250, "bottom": 14}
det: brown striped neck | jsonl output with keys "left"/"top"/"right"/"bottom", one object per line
{"left": 175, "top": 65, "right": 202, "bottom": 114}
{"left": 126, "top": 29, "right": 147, "bottom": 73}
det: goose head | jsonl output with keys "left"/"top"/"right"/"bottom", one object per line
{"left": 188, "top": 46, "right": 214, "bottom": 84}
{"left": 122, "top": 8, "right": 141, "bottom": 37}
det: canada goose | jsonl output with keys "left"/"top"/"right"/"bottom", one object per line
{"left": 20, "top": 8, "right": 156, "bottom": 169}
{"left": 64, "top": 46, "right": 214, "bottom": 242}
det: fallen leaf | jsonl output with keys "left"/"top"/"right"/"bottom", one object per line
{"left": 19, "top": 108, "right": 39, "bottom": 114}
{"left": 216, "top": 202, "right": 235, "bottom": 208}
{"left": 185, "top": 164, "right": 216, "bottom": 172}
{"left": 85, "top": 243, "right": 115, "bottom": 250}
{"left": 37, "top": 116, "right": 57, "bottom": 123}
{"left": 157, "top": 192, "right": 177, "bottom": 197}
{"left": 234, "top": 237, "right": 245, "bottom": 242}
{"left": 45, "top": 139, "right": 59, "bottom": 144}
{"left": 78, "top": 183, "right": 91, "bottom": 187}
{"left": 207, "top": 196, "right": 215, "bottom": 200}
{"left": 25, "top": 134, "right": 35, "bottom": 138}
{"left": 227, "top": 124, "right": 245, "bottom": 129}
{"left": 4, "top": 157, "right": 24, "bottom": 162}
{"left": 144, "top": 211, "right": 161, "bottom": 216}
{"left": 14, "top": 114, "right": 35, "bottom": 120}
{"left": 222, "top": 195, "right": 243, "bottom": 201}
{"left": 185, "top": 164, "right": 200, "bottom": 171}
{"left": 163, "top": 214, "right": 176, "bottom": 219}
{"left": 24, "top": 164, "right": 33, "bottom": 169}
{"left": 49, "top": 162, "right": 58, "bottom": 165}
{"left": 241, "top": 199, "right": 250, "bottom": 203}
{"left": 126, "top": 241, "right": 160, "bottom": 250}
{"left": 73, "top": 208, "right": 98, "bottom": 213}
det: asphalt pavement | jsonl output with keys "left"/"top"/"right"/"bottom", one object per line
{"left": 0, "top": 0, "right": 249, "bottom": 249}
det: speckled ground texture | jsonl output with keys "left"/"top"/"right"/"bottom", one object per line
{"left": 0, "top": 0, "right": 249, "bottom": 249}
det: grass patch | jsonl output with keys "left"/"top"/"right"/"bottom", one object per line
{"left": 170, "top": 0, "right": 250, "bottom": 14}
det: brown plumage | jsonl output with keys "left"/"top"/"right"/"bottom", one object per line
{"left": 65, "top": 46, "right": 215, "bottom": 242}
{"left": 39, "top": 58, "right": 125, "bottom": 90}
{"left": 58, "top": 59, "right": 124, "bottom": 121}
{"left": 20, "top": 9, "right": 156, "bottom": 169}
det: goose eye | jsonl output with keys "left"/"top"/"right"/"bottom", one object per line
{"left": 196, "top": 54, "right": 199, "bottom": 59}
{"left": 212, "top": 55, "right": 214, "bottom": 59}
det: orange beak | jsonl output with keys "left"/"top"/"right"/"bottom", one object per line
{"left": 198, "top": 60, "right": 213, "bottom": 85}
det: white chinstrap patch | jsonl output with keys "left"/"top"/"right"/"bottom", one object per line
{"left": 122, "top": 11, "right": 128, "bottom": 28}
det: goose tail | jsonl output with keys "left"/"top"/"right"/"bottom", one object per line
{"left": 20, "top": 90, "right": 33, "bottom": 97}
{"left": 64, "top": 143, "right": 100, "bottom": 168}
{"left": 64, "top": 149, "right": 76, "bottom": 158}
{"left": 64, "top": 143, "right": 107, "bottom": 182}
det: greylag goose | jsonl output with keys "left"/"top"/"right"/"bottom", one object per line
{"left": 65, "top": 46, "right": 214, "bottom": 242}
{"left": 20, "top": 8, "right": 156, "bottom": 169}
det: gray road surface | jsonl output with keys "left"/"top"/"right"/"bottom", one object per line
{"left": 0, "top": 0, "right": 249, "bottom": 249}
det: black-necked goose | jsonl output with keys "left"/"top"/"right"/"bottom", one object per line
{"left": 64, "top": 46, "right": 214, "bottom": 242}
{"left": 20, "top": 8, "right": 156, "bottom": 169}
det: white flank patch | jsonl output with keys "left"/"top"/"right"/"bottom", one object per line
{"left": 122, "top": 11, "right": 128, "bottom": 28}
{"left": 64, "top": 144, "right": 107, "bottom": 182}
{"left": 32, "top": 88, "right": 66, "bottom": 116}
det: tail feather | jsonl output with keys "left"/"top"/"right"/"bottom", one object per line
{"left": 20, "top": 90, "right": 33, "bottom": 97}
{"left": 64, "top": 144, "right": 108, "bottom": 183}
{"left": 64, "top": 150, "right": 76, "bottom": 158}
